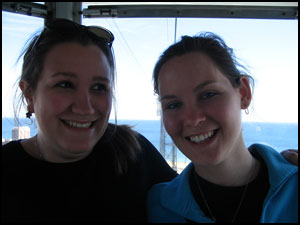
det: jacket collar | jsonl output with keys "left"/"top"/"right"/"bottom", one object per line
{"left": 158, "top": 144, "right": 297, "bottom": 222}
{"left": 248, "top": 144, "right": 298, "bottom": 191}
{"left": 159, "top": 163, "right": 214, "bottom": 222}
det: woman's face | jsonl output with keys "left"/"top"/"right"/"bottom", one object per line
{"left": 158, "top": 52, "right": 251, "bottom": 166}
{"left": 27, "top": 42, "right": 112, "bottom": 161}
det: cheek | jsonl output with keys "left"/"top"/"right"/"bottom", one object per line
{"left": 94, "top": 95, "right": 112, "bottom": 114}
{"left": 163, "top": 113, "right": 180, "bottom": 137}
{"left": 105, "top": 98, "right": 112, "bottom": 114}
{"left": 212, "top": 94, "right": 241, "bottom": 117}
{"left": 34, "top": 92, "right": 70, "bottom": 115}
{"left": 212, "top": 95, "right": 242, "bottom": 130}
{"left": 49, "top": 95, "right": 75, "bottom": 116}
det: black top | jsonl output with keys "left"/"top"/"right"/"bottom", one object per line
{"left": 2, "top": 134, "right": 178, "bottom": 223}
{"left": 189, "top": 153, "right": 270, "bottom": 223}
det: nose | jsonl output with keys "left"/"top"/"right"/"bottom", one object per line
{"left": 183, "top": 105, "right": 206, "bottom": 127}
{"left": 72, "top": 90, "right": 95, "bottom": 115}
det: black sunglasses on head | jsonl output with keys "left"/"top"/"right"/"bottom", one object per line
{"left": 31, "top": 18, "right": 114, "bottom": 52}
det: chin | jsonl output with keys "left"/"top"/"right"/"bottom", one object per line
{"left": 195, "top": 152, "right": 225, "bottom": 166}
{"left": 62, "top": 141, "right": 95, "bottom": 154}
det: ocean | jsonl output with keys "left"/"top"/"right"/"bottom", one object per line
{"left": 2, "top": 118, "right": 298, "bottom": 163}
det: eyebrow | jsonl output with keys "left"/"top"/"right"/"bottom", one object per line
{"left": 193, "top": 80, "right": 218, "bottom": 92}
{"left": 159, "top": 80, "right": 218, "bottom": 101}
{"left": 51, "top": 72, "right": 110, "bottom": 82}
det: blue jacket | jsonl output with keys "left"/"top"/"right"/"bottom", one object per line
{"left": 147, "top": 144, "right": 298, "bottom": 223}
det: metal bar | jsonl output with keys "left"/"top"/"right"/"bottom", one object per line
{"left": 2, "top": 3, "right": 298, "bottom": 20}
{"left": 82, "top": 4, "right": 298, "bottom": 20}
{"left": 2, "top": 2, "right": 48, "bottom": 18}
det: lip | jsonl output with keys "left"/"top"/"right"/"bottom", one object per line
{"left": 185, "top": 129, "right": 218, "bottom": 144}
{"left": 60, "top": 119, "right": 97, "bottom": 129}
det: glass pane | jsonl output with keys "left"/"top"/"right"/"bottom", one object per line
{"left": 81, "top": 14, "right": 298, "bottom": 171}
{"left": 2, "top": 5, "right": 298, "bottom": 173}
{"left": 2, "top": 11, "right": 44, "bottom": 142}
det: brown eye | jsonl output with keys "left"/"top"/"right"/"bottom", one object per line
{"left": 165, "top": 101, "right": 182, "bottom": 110}
{"left": 200, "top": 91, "right": 218, "bottom": 100}
{"left": 91, "top": 83, "right": 109, "bottom": 93}
{"left": 56, "top": 81, "right": 73, "bottom": 88}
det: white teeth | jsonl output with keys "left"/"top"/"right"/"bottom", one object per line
{"left": 64, "top": 120, "right": 92, "bottom": 128}
{"left": 189, "top": 131, "right": 214, "bottom": 143}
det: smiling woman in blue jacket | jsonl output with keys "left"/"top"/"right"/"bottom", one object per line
{"left": 147, "top": 33, "right": 298, "bottom": 223}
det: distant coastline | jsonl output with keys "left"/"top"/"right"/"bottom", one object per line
{"left": 2, "top": 118, "right": 298, "bottom": 162}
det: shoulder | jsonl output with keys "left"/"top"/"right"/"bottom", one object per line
{"left": 147, "top": 181, "right": 186, "bottom": 223}
{"left": 99, "top": 123, "right": 177, "bottom": 179}
{"left": 147, "top": 182, "right": 172, "bottom": 222}
{"left": 113, "top": 123, "right": 158, "bottom": 152}
{"left": 249, "top": 143, "right": 298, "bottom": 188}
{"left": 103, "top": 123, "right": 161, "bottom": 159}
{"left": 249, "top": 143, "right": 298, "bottom": 170}
{"left": 147, "top": 163, "right": 194, "bottom": 222}
{"left": 148, "top": 163, "right": 193, "bottom": 199}
{"left": 2, "top": 140, "right": 31, "bottom": 175}
{"left": 108, "top": 123, "right": 167, "bottom": 161}
{"left": 102, "top": 123, "right": 155, "bottom": 153}
{"left": 2, "top": 140, "right": 21, "bottom": 149}
{"left": 251, "top": 145, "right": 299, "bottom": 223}
{"left": 131, "top": 130, "right": 178, "bottom": 185}
{"left": 2, "top": 140, "right": 24, "bottom": 158}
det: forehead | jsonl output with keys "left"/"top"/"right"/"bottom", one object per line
{"left": 158, "top": 52, "right": 225, "bottom": 88}
{"left": 43, "top": 42, "right": 111, "bottom": 79}
{"left": 160, "top": 52, "right": 216, "bottom": 75}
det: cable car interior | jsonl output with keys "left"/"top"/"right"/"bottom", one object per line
{"left": 2, "top": 2, "right": 298, "bottom": 171}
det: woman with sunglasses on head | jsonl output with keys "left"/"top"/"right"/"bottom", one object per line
{"left": 147, "top": 33, "right": 298, "bottom": 223}
{"left": 2, "top": 19, "right": 178, "bottom": 223}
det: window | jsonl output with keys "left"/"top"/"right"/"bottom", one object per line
{"left": 2, "top": 11, "right": 44, "bottom": 142}
{"left": 2, "top": 4, "right": 298, "bottom": 172}
{"left": 80, "top": 9, "right": 298, "bottom": 170}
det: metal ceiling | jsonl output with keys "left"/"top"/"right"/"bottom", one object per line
{"left": 2, "top": 2, "right": 298, "bottom": 21}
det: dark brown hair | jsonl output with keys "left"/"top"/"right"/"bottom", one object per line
{"left": 153, "top": 32, "right": 254, "bottom": 95}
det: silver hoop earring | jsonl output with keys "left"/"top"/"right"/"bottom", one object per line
{"left": 245, "top": 108, "right": 249, "bottom": 115}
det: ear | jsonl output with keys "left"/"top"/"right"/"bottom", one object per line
{"left": 19, "top": 80, "right": 34, "bottom": 113}
{"left": 239, "top": 76, "right": 252, "bottom": 109}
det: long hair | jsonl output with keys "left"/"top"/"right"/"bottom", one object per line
{"left": 100, "top": 123, "right": 142, "bottom": 175}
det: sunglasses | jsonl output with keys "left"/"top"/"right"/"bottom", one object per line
{"left": 31, "top": 18, "right": 114, "bottom": 52}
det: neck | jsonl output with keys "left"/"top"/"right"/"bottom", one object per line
{"left": 35, "top": 134, "right": 93, "bottom": 163}
{"left": 194, "top": 147, "right": 260, "bottom": 187}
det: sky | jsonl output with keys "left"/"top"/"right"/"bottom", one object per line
{"left": 2, "top": 10, "right": 298, "bottom": 123}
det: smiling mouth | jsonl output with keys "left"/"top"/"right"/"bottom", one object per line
{"left": 186, "top": 129, "right": 218, "bottom": 144}
{"left": 61, "top": 120, "right": 96, "bottom": 128}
